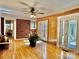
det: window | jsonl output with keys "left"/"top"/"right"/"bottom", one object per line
{"left": 30, "top": 21, "right": 36, "bottom": 29}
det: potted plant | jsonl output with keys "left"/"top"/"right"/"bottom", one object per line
{"left": 28, "top": 33, "right": 39, "bottom": 47}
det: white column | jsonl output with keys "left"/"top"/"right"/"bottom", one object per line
{"left": 14, "top": 20, "right": 16, "bottom": 39}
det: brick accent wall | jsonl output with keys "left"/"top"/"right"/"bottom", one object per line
{"left": 16, "top": 19, "right": 30, "bottom": 38}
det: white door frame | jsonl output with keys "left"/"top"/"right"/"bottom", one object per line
{"left": 4, "top": 17, "right": 16, "bottom": 39}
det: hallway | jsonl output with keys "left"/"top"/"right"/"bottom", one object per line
{"left": 0, "top": 40, "right": 79, "bottom": 59}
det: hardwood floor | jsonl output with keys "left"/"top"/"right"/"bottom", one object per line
{"left": 0, "top": 40, "right": 79, "bottom": 59}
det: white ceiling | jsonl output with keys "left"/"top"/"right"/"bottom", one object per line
{"left": 0, "top": 0, "right": 79, "bottom": 19}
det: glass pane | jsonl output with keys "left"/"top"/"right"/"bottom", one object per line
{"left": 68, "top": 20, "right": 77, "bottom": 48}
{"left": 6, "top": 20, "right": 11, "bottom": 31}
{"left": 60, "top": 20, "right": 65, "bottom": 46}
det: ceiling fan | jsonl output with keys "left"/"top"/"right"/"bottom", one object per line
{"left": 19, "top": 1, "right": 44, "bottom": 16}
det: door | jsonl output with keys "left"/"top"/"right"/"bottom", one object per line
{"left": 59, "top": 19, "right": 77, "bottom": 50}
{"left": 59, "top": 20, "right": 65, "bottom": 47}
{"left": 68, "top": 20, "right": 77, "bottom": 49}
{"left": 59, "top": 19, "right": 68, "bottom": 48}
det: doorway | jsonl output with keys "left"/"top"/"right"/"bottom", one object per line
{"left": 4, "top": 20, "right": 15, "bottom": 38}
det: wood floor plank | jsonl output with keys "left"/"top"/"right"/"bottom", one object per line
{"left": 0, "top": 40, "right": 79, "bottom": 59}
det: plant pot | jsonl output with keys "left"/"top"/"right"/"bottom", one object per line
{"left": 30, "top": 40, "right": 36, "bottom": 47}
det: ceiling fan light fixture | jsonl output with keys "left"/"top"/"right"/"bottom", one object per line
{"left": 30, "top": 14, "right": 36, "bottom": 18}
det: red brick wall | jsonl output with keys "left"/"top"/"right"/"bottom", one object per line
{"left": 16, "top": 19, "right": 30, "bottom": 38}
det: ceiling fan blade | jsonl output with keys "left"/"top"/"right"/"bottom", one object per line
{"left": 38, "top": 7, "right": 48, "bottom": 10}
{"left": 34, "top": 9, "right": 39, "bottom": 13}
{"left": 37, "top": 12, "right": 44, "bottom": 14}
{"left": 22, "top": 8, "right": 30, "bottom": 13}
{"left": 24, "top": 12, "right": 30, "bottom": 14}
{"left": 34, "top": 10, "right": 44, "bottom": 14}
{"left": 39, "top": 7, "right": 53, "bottom": 11}
{"left": 19, "top": 1, "right": 31, "bottom": 8}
